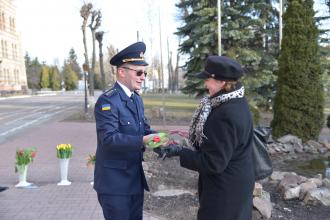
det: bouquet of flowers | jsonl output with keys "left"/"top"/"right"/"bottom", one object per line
{"left": 56, "top": 144, "right": 73, "bottom": 159}
{"left": 145, "top": 132, "right": 169, "bottom": 149}
{"left": 86, "top": 154, "right": 96, "bottom": 168}
{"left": 167, "top": 130, "right": 189, "bottom": 146}
{"left": 15, "top": 148, "right": 37, "bottom": 173}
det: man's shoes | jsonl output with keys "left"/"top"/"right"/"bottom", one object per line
{"left": 0, "top": 186, "right": 8, "bottom": 192}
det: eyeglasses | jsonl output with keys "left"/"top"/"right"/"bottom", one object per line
{"left": 121, "top": 66, "right": 147, "bottom": 77}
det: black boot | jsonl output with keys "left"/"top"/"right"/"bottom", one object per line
{"left": 0, "top": 186, "right": 8, "bottom": 192}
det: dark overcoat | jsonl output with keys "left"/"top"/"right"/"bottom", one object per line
{"left": 93, "top": 82, "right": 153, "bottom": 195}
{"left": 180, "top": 97, "right": 254, "bottom": 220}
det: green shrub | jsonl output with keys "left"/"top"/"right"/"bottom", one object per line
{"left": 271, "top": 0, "right": 324, "bottom": 141}
{"left": 249, "top": 104, "right": 260, "bottom": 125}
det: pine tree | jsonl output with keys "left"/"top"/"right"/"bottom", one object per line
{"left": 271, "top": 0, "right": 324, "bottom": 141}
{"left": 62, "top": 64, "right": 78, "bottom": 90}
{"left": 40, "top": 66, "right": 50, "bottom": 89}
{"left": 25, "top": 54, "right": 42, "bottom": 89}
{"left": 67, "top": 48, "right": 82, "bottom": 80}
{"left": 176, "top": 0, "right": 278, "bottom": 107}
{"left": 176, "top": 0, "right": 218, "bottom": 97}
{"left": 49, "top": 66, "right": 61, "bottom": 91}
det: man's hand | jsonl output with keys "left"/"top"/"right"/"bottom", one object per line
{"left": 153, "top": 144, "right": 183, "bottom": 159}
{"left": 143, "top": 134, "right": 157, "bottom": 145}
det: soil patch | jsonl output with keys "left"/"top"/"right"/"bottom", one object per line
{"left": 63, "top": 110, "right": 330, "bottom": 219}
{"left": 143, "top": 151, "right": 330, "bottom": 220}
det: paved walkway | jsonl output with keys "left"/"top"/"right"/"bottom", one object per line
{"left": 0, "top": 121, "right": 181, "bottom": 220}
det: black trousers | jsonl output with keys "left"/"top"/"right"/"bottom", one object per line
{"left": 97, "top": 193, "right": 144, "bottom": 220}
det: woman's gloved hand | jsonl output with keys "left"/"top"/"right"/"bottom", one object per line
{"left": 153, "top": 144, "right": 183, "bottom": 159}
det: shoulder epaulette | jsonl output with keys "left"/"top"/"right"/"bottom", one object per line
{"left": 104, "top": 89, "right": 118, "bottom": 97}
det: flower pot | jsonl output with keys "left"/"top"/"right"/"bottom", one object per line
{"left": 57, "top": 158, "right": 71, "bottom": 186}
{"left": 15, "top": 165, "right": 32, "bottom": 188}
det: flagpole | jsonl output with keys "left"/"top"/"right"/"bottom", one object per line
{"left": 279, "top": 0, "right": 283, "bottom": 49}
{"left": 218, "top": 0, "right": 221, "bottom": 55}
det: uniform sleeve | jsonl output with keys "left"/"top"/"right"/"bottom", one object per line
{"left": 95, "top": 95, "right": 144, "bottom": 152}
{"left": 179, "top": 116, "right": 237, "bottom": 175}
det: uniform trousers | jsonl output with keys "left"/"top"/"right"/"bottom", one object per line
{"left": 97, "top": 193, "right": 144, "bottom": 220}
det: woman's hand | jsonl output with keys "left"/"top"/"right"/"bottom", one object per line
{"left": 153, "top": 144, "right": 183, "bottom": 159}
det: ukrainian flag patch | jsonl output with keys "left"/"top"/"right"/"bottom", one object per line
{"left": 102, "top": 104, "right": 111, "bottom": 111}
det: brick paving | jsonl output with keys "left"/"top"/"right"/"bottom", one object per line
{"left": 0, "top": 121, "right": 178, "bottom": 220}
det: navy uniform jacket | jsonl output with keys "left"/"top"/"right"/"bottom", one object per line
{"left": 93, "top": 82, "right": 153, "bottom": 195}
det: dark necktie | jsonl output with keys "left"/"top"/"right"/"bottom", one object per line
{"left": 130, "top": 94, "right": 138, "bottom": 111}
{"left": 130, "top": 94, "right": 135, "bottom": 103}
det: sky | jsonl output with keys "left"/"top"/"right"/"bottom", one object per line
{"left": 14, "top": 0, "right": 329, "bottom": 68}
{"left": 14, "top": 0, "right": 181, "bottom": 66}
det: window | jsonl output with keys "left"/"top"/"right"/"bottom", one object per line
{"left": 11, "top": 43, "right": 17, "bottom": 60}
{"left": 4, "top": 41, "right": 8, "bottom": 58}
{"left": 9, "top": 17, "right": 15, "bottom": 32}
{"left": 1, "top": 12, "right": 5, "bottom": 30}
{"left": 0, "top": 68, "right": 3, "bottom": 83}
{"left": 4, "top": 68, "right": 9, "bottom": 83}
{"left": 0, "top": 12, "right": 2, "bottom": 30}
{"left": 6, "top": 69, "right": 11, "bottom": 83}
{"left": 15, "top": 69, "right": 19, "bottom": 83}
{"left": 12, "top": 17, "right": 15, "bottom": 32}
{"left": 1, "top": 40, "right": 4, "bottom": 58}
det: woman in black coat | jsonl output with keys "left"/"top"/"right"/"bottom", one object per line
{"left": 157, "top": 56, "right": 255, "bottom": 220}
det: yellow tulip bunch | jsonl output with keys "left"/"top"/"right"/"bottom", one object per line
{"left": 56, "top": 144, "right": 73, "bottom": 159}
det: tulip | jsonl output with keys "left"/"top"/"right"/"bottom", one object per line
{"left": 153, "top": 136, "right": 161, "bottom": 143}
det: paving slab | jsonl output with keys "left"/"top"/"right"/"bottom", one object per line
{"left": 0, "top": 121, "right": 170, "bottom": 220}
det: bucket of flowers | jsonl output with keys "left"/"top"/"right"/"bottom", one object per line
{"left": 15, "top": 148, "right": 37, "bottom": 188}
{"left": 56, "top": 144, "right": 73, "bottom": 186}
{"left": 86, "top": 154, "right": 96, "bottom": 185}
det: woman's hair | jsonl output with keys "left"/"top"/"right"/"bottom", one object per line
{"left": 223, "top": 81, "right": 238, "bottom": 92}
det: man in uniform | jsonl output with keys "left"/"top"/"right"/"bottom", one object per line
{"left": 94, "top": 42, "right": 156, "bottom": 220}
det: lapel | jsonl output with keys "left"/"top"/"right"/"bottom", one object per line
{"left": 114, "top": 83, "right": 138, "bottom": 115}
{"left": 132, "top": 91, "right": 142, "bottom": 121}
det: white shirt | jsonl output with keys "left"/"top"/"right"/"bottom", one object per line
{"left": 117, "top": 81, "right": 133, "bottom": 98}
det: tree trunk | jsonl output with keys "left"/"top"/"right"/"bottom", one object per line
{"left": 89, "top": 30, "right": 96, "bottom": 96}
{"left": 82, "top": 25, "right": 90, "bottom": 87}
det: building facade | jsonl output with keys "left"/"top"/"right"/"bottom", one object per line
{"left": 0, "top": 0, "right": 27, "bottom": 93}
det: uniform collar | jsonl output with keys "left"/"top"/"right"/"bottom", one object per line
{"left": 117, "top": 81, "right": 134, "bottom": 97}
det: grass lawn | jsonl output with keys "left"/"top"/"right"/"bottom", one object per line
{"left": 141, "top": 94, "right": 198, "bottom": 125}
{"left": 141, "top": 93, "right": 330, "bottom": 126}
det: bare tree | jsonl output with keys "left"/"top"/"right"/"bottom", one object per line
{"left": 173, "top": 37, "right": 181, "bottom": 92}
{"left": 88, "top": 9, "right": 102, "bottom": 96}
{"left": 106, "top": 45, "right": 117, "bottom": 85}
{"left": 80, "top": 3, "right": 93, "bottom": 94}
{"left": 151, "top": 56, "right": 161, "bottom": 92}
{"left": 167, "top": 37, "right": 174, "bottom": 93}
{"left": 95, "top": 31, "right": 105, "bottom": 92}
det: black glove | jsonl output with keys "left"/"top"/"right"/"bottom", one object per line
{"left": 153, "top": 144, "right": 182, "bottom": 159}
{"left": 153, "top": 147, "right": 164, "bottom": 159}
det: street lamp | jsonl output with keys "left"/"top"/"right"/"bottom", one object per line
{"left": 82, "top": 63, "right": 89, "bottom": 113}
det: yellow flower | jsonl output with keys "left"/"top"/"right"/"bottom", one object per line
{"left": 56, "top": 144, "right": 73, "bottom": 159}
{"left": 56, "top": 144, "right": 72, "bottom": 150}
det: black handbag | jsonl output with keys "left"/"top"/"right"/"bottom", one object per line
{"left": 253, "top": 127, "right": 273, "bottom": 180}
